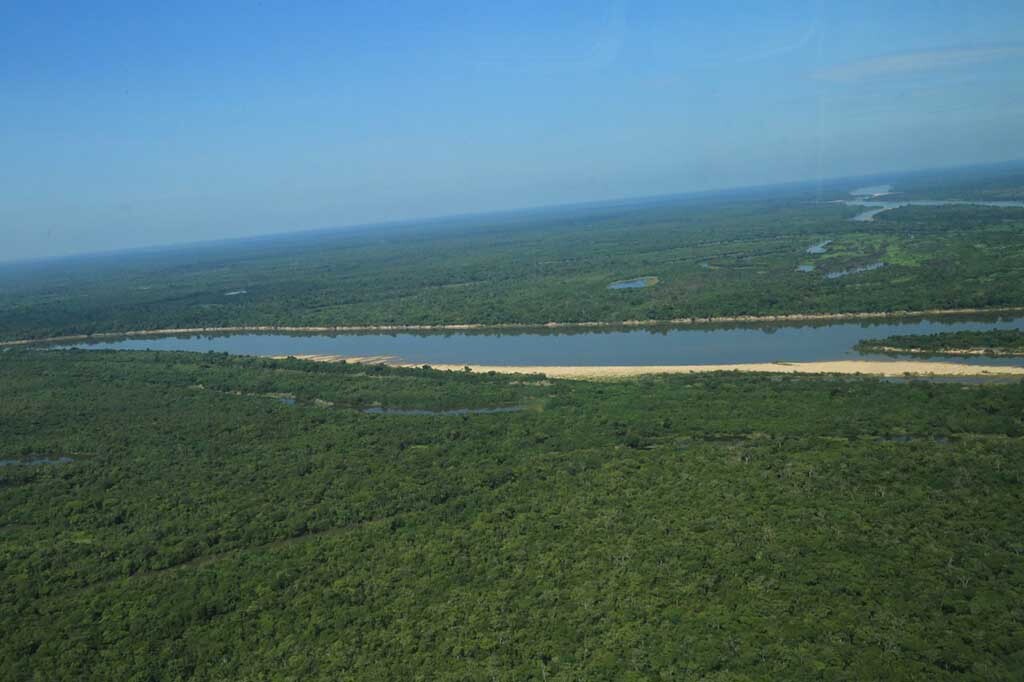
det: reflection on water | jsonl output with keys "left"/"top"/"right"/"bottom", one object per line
{"left": 52, "top": 314, "right": 1024, "bottom": 367}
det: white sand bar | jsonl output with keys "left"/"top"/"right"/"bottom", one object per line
{"left": 273, "top": 355, "right": 1024, "bottom": 380}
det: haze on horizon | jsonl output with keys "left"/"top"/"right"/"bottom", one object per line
{"left": 3, "top": 1, "right": 1024, "bottom": 262}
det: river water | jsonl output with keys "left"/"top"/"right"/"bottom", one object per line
{"left": 54, "top": 315, "right": 1024, "bottom": 367}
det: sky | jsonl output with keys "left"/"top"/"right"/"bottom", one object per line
{"left": 2, "top": 1, "right": 1024, "bottom": 261}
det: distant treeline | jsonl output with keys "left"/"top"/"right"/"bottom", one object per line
{"left": 2, "top": 183, "right": 1024, "bottom": 341}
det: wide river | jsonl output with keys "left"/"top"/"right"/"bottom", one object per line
{"left": 57, "top": 315, "right": 1024, "bottom": 367}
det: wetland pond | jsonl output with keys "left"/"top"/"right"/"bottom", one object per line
{"left": 54, "top": 315, "right": 1024, "bottom": 368}
{"left": 608, "top": 276, "right": 658, "bottom": 289}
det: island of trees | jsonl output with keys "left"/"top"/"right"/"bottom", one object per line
{"left": 856, "top": 329, "right": 1024, "bottom": 356}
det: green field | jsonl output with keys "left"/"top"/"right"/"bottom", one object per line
{"left": 2, "top": 349, "right": 1024, "bottom": 679}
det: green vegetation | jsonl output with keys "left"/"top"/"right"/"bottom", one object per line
{"left": 4, "top": 165, "right": 1024, "bottom": 678}
{"left": 857, "top": 328, "right": 1024, "bottom": 356}
{"left": 3, "top": 349, "right": 1024, "bottom": 679}
{"left": 2, "top": 165, "right": 1024, "bottom": 342}
{"left": 888, "top": 163, "right": 1024, "bottom": 201}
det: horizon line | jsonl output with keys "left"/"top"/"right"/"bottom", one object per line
{"left": 4, "top": 157, "right": 1022, "bottom": 268}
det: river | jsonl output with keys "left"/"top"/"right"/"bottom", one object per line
{"left": 54, "top": 315, "right": 1024, "bottom": 367}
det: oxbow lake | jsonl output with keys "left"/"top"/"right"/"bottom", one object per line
{"left": 54, "top": 315, "right": 1024, "bottom": 367}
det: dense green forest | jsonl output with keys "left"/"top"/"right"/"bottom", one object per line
{"left": 2, "top": 349, "right": 1024, "bottom": 679}
{"left": 857, "top": 329, "right": 1024, "bottom": 356}
{"left": 2, "top": 165, "right": 1024, "bottom": 343}
{"left": 889, "top": 162, "right": 1024, "bottom": 201}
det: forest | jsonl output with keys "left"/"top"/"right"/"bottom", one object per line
{"left": 2, "top": 349, "right": 1023, "bottom": 679}
{"left": 2, "top": 165, "right": 1024, "bottom": 343}
{"left": 857, "top": 329, "right": 1024, "bottom": 356}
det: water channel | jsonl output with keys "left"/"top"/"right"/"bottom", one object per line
{"left": 52, "top": 315, "right": 1024, "bottom": 367}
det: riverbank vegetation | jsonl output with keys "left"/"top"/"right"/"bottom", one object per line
{"left": 2, "top": 166, "right": 1024, "bottom": 342}
{"left": 3, "top": 349, "right": 1024, "bottom": 679}
{"left": 857, "top": 328, "right": 1024, "bottom": 356}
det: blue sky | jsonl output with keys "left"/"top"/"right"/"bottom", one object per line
{"left": 3, "top": 1, "right": 1023, "bottom": 261}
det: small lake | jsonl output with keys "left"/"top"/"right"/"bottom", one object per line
{"left": 608, "top": 276, "right": 657, "bottom": 289}
{"left": 54, "top": 315, "right": 1024, "bottom": 367}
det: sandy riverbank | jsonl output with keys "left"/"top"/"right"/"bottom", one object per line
{"left": 4, "top": 305, "right": 1024, "bottom": 348}
{"left": 272, "top": 355, "right": 1024, "bottom": 380}
{"left": 861, "top": 346, "right": 1024, "bottom": 358}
